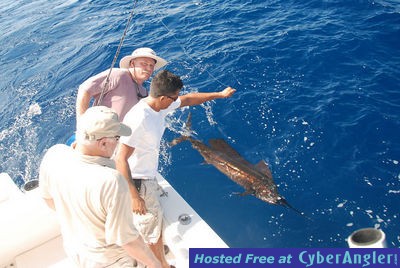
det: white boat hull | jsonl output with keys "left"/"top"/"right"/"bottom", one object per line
{"left": 0, "top": 172, "right": 227, "bottom": 267}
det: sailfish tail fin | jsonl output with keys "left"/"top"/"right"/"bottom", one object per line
{"left": 170, "top": 112, "right": 192, "bottom": 147}
{"left": 170, "top": 136, "right": 189, "bottom": 146}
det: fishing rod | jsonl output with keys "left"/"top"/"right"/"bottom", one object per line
{"left": 95, "top": 0, "right": 139, "bottom": 106}
{"left": 66, "top": 0, "right": 139, "bottom": 146}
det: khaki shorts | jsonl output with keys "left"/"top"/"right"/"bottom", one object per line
{"left": 133, "top": 178, "right": 163, "bottom": 244}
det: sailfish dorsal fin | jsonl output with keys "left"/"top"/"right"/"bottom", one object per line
{"left": 254, "top": 160, "right": 273, "bottom": 179}
{"left": 208, "top": 139, "right": 243, "bottom": 159}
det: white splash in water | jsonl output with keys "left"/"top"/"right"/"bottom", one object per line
{"left": 337, "top": 200, "right": 347, "bottom": 208}
{"left": 201, "top": 102, "right": 217, "bottom": 126}
{"left": 27, "top": 103, "right": 42, "bottom": 117}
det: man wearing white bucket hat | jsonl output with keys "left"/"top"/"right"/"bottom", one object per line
{"left": 76, "top": 47, "right": 167, "bottom": 122}
{"left": 119, "top": 47, "right": 168, "bottom": 70}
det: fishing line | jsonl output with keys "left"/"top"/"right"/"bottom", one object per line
{"left": 157, "top": 15, "right": 229, "bottom": 89}
{"left": 157, "top": 16, "right": 233, "bottom": 126}
{"left": 95, "top": 0, "right": 139, "bottom": 106}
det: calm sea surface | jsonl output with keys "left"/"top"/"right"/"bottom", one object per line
{"left": 1, "top": 0, "right": 399, "bottom": 248}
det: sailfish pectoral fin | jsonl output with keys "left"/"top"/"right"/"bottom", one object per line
{"left": 232, "top": 189, "right": 254, "bottom": 197}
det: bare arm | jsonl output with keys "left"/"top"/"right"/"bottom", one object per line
{"left": 43, "top": 198, "right": 56, "bottom": 210}
{"left": 76, "top": 88, "right": 92, "bottom": 122}
{"left": 76, "top": 70, "right": 111, "bottom": 122}
{"left": 115, "top": 143, "right": 147, "bottom": 214}
{"left": 122, "top": 236, "right": 161, "bottom": 268}
{"left": 179, "top": 86, "right": 236, "bottom": 107}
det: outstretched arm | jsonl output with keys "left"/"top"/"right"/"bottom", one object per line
{"left": 179, "top": 86, "right": 236, "bottom": 107}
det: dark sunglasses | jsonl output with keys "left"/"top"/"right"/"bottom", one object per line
{"left": 137, "top": 90, "right": 148, "bottom": 99}
{"left": 165, "top": 95, "right": 179, "bottom": 101}
{"left": 98, "top": 136, "right": 120, "bottom": 142}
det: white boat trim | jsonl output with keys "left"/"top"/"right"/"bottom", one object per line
{"left": 0, "top": 172, "right": 228, "bottom": 268}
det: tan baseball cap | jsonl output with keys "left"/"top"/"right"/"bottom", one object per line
{"left": 77, "top": 106, "right": 131, "bottom": 141}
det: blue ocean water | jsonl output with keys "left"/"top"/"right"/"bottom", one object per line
{"left": 1, "top": 0, "right": 399, "bottom": 248}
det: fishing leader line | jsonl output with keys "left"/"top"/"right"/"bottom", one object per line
{"left": 154, "top": 6, "right": 240, "bottom": 127}
{"left": 161, "top": 20, "right": 229, "bottom": 89}
{"left": 154, "top": 8, "right": 230, "bottom": 89}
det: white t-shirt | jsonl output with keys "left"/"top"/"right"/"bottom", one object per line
{"left": 121, "top": 98, "right": 181, "bottom": 179}
{"left": 39, "top": 144, "right": 139, "bottom": 265}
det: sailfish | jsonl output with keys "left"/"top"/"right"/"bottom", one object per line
{"left": 171, "top": 113, "right": 306, "bottom": 217}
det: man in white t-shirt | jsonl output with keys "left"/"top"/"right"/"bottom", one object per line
{"left": 39, "top": 106, "right": 161, "bottom": 268}
{"left": 115, "top": 70, "right": 236, "bottom": 268}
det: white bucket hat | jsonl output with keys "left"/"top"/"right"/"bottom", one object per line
{"left": 119, "top": 47, "right": 168, "bottom": 70}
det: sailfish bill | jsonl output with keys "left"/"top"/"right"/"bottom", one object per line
{"left": 171, "top": 113, "right": 308, "bottom": 218}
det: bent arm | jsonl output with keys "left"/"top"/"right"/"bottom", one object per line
{"left": 76, "top": 88, "right": 92, "bottom": 121}
{"left": 115, "top": 144, "right": 139, "bottom": 199}
{"left": 76, "top": 70, "right": 111, "bottom": 122}
{"left": 122, "top": 236, "right": 161, "bottom": 268}
{"left": 115, "top": 143, "right": 147, "bottom": 214}
{"left": 179, "top": 86, "right": 236, "bottom": 107}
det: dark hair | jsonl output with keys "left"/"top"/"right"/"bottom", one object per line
{"left": 150, "top": 70, "right": 183, "bottom": 97}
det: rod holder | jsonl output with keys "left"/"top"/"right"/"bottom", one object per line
{"left": 348, "top": 228, "right": 387, "bottom": 248}
{"left": 22, "top": 179, "right": 39, "bottom": 192}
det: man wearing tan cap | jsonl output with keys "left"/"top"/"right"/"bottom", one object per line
{"left": 76, "top": 47, "right": 168, "bottom": 122}
{"left": 39, "top": 106, "right": 161, "bottom": 268}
